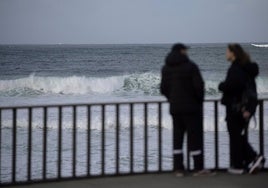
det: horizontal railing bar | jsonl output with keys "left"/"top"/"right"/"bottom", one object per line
{"left": 1, "top": 98, "right": 267, "bottom": 110}
{"left": 0, "top": 98, "right": 232, "bottom": 109}
{"left": 0, "top": 100, "right": 166, "bottom": 109}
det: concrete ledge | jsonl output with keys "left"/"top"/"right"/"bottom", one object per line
{"left": 5, "top": 172, "right": 268, "bottom": 188}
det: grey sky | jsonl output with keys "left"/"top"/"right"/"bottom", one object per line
{"left": 0, "top": 0, "right": 267, "bottom": 44}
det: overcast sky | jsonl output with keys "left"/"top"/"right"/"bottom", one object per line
{"left": 0, "top": 0, "right": 267, "bottom": 44}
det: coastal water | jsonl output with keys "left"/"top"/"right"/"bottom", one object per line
{"left": 0, "top": 43, "right": 268, "bottom": 182}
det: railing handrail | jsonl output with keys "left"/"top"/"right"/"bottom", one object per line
{"left": 0, "top": 100, "right": 167, "bottom": 109}
{"left": 1, "top": 97, "right": 267, "bottom": 110}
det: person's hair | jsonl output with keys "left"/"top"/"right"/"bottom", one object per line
{"left": 228, "top": 43, "right": 251, "bottom": 65}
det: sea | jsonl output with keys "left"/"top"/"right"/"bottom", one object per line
{"left": 0, "top": 43, "right": 268, "bottom": 182}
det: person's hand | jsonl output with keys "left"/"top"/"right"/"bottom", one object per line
{"left": 218, "top": 82, "right": 225, "bottom": 91}
{"left": 243, "top": 111, "right": 251, "bottom": 120}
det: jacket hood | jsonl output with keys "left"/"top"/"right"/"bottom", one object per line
{"left": 243, "top": 62, "right": 259, "bottom": 78}
{"left": 165, "top": 52, "right": 190, "bottom": 66}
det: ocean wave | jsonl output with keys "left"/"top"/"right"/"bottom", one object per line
{"left": 251, "top": 44, "right": 268, "bottom": 48}
{"left": 123, "top": 73, "right": 160, "bottom": 95}
{"left": 0, "top": 74, "right": 124, "bottom": 96}
{"left": 0, "top": 73, "right": 268, "bottom": 97}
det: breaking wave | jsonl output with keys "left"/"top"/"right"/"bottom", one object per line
{"left": 0, "top": 73, "right": 268, "bottom": 97}
{"left": 251, "top": 44, "right": 268, "bottom": 48}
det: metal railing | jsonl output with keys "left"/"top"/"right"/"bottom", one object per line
{"left": 0, "top": 99, "right": 267, "bottom": 186}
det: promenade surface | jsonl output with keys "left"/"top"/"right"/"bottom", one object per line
{"left": 5, "top": 172, "right": 268, "bottom": 188}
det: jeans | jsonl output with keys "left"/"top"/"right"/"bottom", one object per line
{"left": 226, "top": 111, "right": 257, "bottom": 169}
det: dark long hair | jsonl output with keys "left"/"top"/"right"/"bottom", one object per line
{"left": 228, "top": 43, "right": 251, "bottom": 65}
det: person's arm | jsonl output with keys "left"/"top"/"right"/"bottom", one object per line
{"left": 160, "top": 67, "right": 170, "bottom": 99}
{"left": 218, "top": 67, "right": 245, "bottom": 94}
{"left": 192, "top": 64, "right": 204, "bottom": 103}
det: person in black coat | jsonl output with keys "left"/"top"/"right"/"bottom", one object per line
{"left": 219, "top": 44, "right": 265, "bottom": 174}
{"left": 160, "top": 43, "right": 208, "bottom": 176}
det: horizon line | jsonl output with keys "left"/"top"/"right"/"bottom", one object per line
{"left": 0, "top": 41, "right": 268, "bottom": 45}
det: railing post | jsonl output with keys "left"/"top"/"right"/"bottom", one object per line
{"left": 58, "top": 106, "right": 62, "bottom": 179}
{"left": 115, "top": 104, "right": 120, "bottom": 174}
{"left": 87, "top": 105, "right": 91, "bottom": 176}
{"left": 28, "top": 108, "right": 32, "bottom": 182}
{"left": 130, "top": 103, "right": 134, "bottom": 173}
{"left": 214, "top": 101, "right": 219, "bottom": 170}
{"left": 73, "top": 106, "right": 77, "bottom": 177}
{"left": 144, "top": 103, "right": 148, "bottom": 172}
{"left": 259, "top": 100, "right": 264, "bottom": 156}
{"left": 158, "top": 103, "right": 162, "bottom": 172}
{"left": 101, "top": 105, "right": 105, "bottom": 176}
{"left": 12, "top": 108, "right": 17, "bottom": 183}
{"left": 43, "top": 107, "right": 47, "bottom": 180}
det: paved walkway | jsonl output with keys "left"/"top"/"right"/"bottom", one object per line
{"left": 5, "top": 172, "right": 268, "bottom": 188}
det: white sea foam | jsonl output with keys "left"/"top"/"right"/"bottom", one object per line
{"left": 0, "top": 73, "right": 161, "bottom": 96}
{"left": 1, "top": 73, "right": 268, "bottom": 97}
{"left": 251, "top": 44, "right": 268, "bottom": 48}
{"left": 0, "top": 74, "right": 125, "bottom": 96}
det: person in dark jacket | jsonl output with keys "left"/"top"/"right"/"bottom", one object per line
{"left": 160, "top": 43, "right": 209, "bottom": 176}
{"left": 219, "top": 44, "right": 265, "bottom": 174}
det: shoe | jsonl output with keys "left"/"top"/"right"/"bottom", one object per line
{"left": 228, "top": 168, "right": 245, "bottom": 175}
{"left": 192, "top": 169, "right": 214, "bottom": 176}
{"left": 249, "top": 155, "right": 265, "bottom": 174}
{"left": 175, "top": 170, "right": 185, "bottom": 177}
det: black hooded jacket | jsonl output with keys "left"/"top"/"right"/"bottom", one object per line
{"left": 160, "top": 51, "right": 204, "bottom": 114}
{"left": 218, "top": 60, "right": 259, "bottom": 114}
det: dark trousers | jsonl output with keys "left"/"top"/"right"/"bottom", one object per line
{"left": 172, "top": 112, "right": 204, "bottom": 171}
{"left": 226, "top": 113, "right": 257, "bottom": 169}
